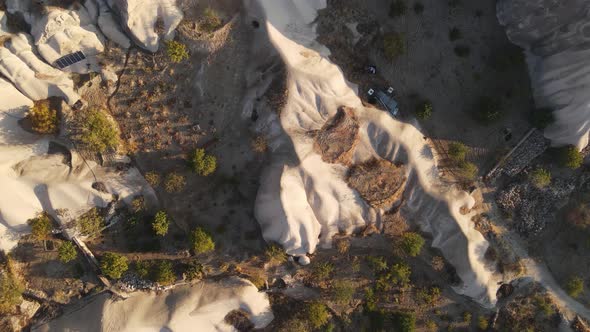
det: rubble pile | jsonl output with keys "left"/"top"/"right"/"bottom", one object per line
{"left": 497, "top": 179, "right": 575, "bottom": 235}
{"left": 502, "top": 130, "right": 549, "bottom": 177}
{"left": 117, "top": 273, "right": 156, "bottom": 292}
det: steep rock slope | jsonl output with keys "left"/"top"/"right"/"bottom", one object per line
{"left": 498, "top": 0, "right": 590, "bottom": 149}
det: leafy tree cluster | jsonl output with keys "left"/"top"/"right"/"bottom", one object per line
{"left": 100, "top": 252, "right": 128, "bottom": 279}
{"left": 376, "top": 262, "right": 411, "bottom": 291}
{"left": 153, "top": 260, "right": 175, "bottom": 285}
{"left": 400, "top": 232, "right": 425, "bottom": 257}
{"left": 0, "top": 259, "right": 23, "bottom": 314}
{"left": 80, "top": 110, "right": 119, "bottom": 153}
{"left": 447, "top": 142, "right": 478, "bottom": 180}
{"left": 58, "top": 241, "right": 77, "bottom": 263}
{"left": 77, "top": 208, "right": 104, "bottom": 238}
{"left": 28, "top": 212, "right": 53, "bottom": 241}
{"left": 28, "top": 99, "right": 58, "bottom": 134}
{"left": 184, "top": 260, "right": 204, "bottom": 281}
{"left": 190, "top": 227, "right": 215, "bottom": 254}
{"left": 307, "top": 302, "right": 329, "bottom": 329}
{"left": 152, "top": 211, "right": 170, "bottom": 236}
{"left": 190, "top": 148, "right": 217, "bottom": 176}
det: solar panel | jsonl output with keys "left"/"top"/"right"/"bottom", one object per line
{"left": 55, "top": 51, "right": 86, "bottom": 69}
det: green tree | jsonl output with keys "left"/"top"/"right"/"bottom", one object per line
{"left": 394, "top": 311, "right": 416, "bottom": 332}
{"left": 100, "top": 252, "right": 128, "bottom": 279}
{"left": 401, "top": 232, "right": 425, "bottom": 257}
{"left": 165, "top": 40, "right": 189, "bottom": 63}
{"left": 152, "top": 211, "right": 169, "bottom": 236}
{"left": 154, "top": 261, "right": 175, "bottom": 285}
{"left": 415, "top": 101, "right": 433, "bottom": 120}
{"left": 530, "top": 168, "right": 551, "bottom": 188}
{"left": 561, "top": 145, "right": 583, "bottom": 169}
{"left": 0, "top": 270, "right": 23, "bottom": 314}
{"left": 134, "top": 260, "right": 150, "bottom": 279}
{"left": 80, "top": 110, "right": 119, "bottom": 153}
{"left": 383, "top": 33, "right": 405, "bottom": 61}
{"left": 190, "top": 148, "right": 217, "bottom": 176}
{"left": 448, "top": 142, "right": 468, "bottom": 162}
{"left": 184, "top": 260, "right": 204, "bottom": 281}
{"left": 566, "top": 276, "right": 584, "bottom": 298}
{"left": 190, "top": 227, "right": 215, "bottom": 254}
{"left": 58, "top": 241, "right": 77, "bottom": 263}
{"left": 28, "top": 99, "right": 58, "bottom": 134}
{"left": 27, "top": 212, "right": 53, "bottom": 241}
{"left": 77, "top": 208, "right": 104, "bottom": 238}
{"left": 390, "top": 262, "right": 412, "bottom": 286}
{"left": 307, "top": 302, "right": 329, "bottom": 329}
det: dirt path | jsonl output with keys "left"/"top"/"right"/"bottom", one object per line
{"left": 491, "top": 216, "right": 590, "bottom": 322}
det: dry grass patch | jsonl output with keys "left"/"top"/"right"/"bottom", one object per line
{"left": 347, "top": 158, "right": 406, "bottom": 208}
{"left": 314, "top": 106, "right": 359, "bottom": 165}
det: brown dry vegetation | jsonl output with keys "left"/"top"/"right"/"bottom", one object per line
{"left": 313, "top": 106, "right": 359, "bottom": 165}
{"left": 347, "top": 158, "right": 406, "bottom": 208}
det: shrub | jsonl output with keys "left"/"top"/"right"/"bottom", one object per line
{"left": 0, "top": 270, "right": 23, "bottom": 314}
{"left": 367, "top": 256, "right": 388, "bottom": 273}
{"left": 566, "top": 276, "right": 584, "bottom": 298}
{"left": 332, "top": 280, "right": 355, "bottom": 304}
{"left": 463, "top": 311, "right": 472, "bottom": 323}
{"left": 164, "top": 172, "right": 186, "bottom": 193}
{"left": 530, "top": 168, "right": 551, "bottom": 188}
{"left": 151, "top": 211, "right": 169, "bottom": 236}
{"left": 415, "top": 101, "right": 432, "bottom": 120}
{"left": 477, "top": 315, "right": 489, "bottom": 330}
{"left": 307, "top": 302, "right": 329, "bottom": 329}
{"left": 145, "top": 172, "right": 161, "bottom": 187}
{"left": 364, "top": 287, "right": 377, "bottom": 311}
{"left": 190, "top": 148, "right": 217, "bottom": 176}
{"left": 383, "top": 33, "right": 405, "bottom": 61}
{"left": 265, "top": 244, "right": 287, "bottom": 264}
{"left": 458, "top": 161, "right": 478, "bottom": 180}
{"left": 134, "top": 260, "right": 150, "bottom": 279}
{"left": 58, "top": 241, "right": 77, "bottom": 263}
{"left": 413, "top": 2, "right": 424, "bottom": 14}
{"left": 431, "top": 256, "right": 445, "bottom": 271}
{"left": 27, "top": 99, "right": 58, "bottom": 134}
{"left": 560, "top": 145, "right": 583, "bottom": 169}
{"left": 190, "top": 227, "right": 215, "bottom": 254}
{"left": 154, "top": 261, "right": 175, "bottom": 285}
{"left": 454, "top": 45, "right": 470, "bottom": 57}
{"left": 336, "top": 239, "right": 350, "bottom": 254}
{"left": 165, "top": 40, "right": 189, "bottom": 63}
{"left": 251, "top": 136, "right": 268, "bottom": 153}
{"left": 100, "top": 252, "right": 128, "bottom": 279}
{"left": 449, "top": 27, "right": 461, "bottom": 41}
{"left": 389, "top": 0, "right": 407, "bottom": 17}
{"left": 80, "top": 110, "right": 119, "bottom": 153}
{"left": 27, "top": 212, "right": 53, "bottom": 241}
{"left": 394, "top": 311, "right": 416, "bottom": 332}
{"left": 131, "top": 196, "right": 145, "bottom": 213}
{"left": 474, "top": 96, "right": 502, "bottom": 124}
{"left": 312, "top": 262, "right": 334, "bottom": 281}
{"left": 448, "top": 142, "right": 468, "bottom": 162}
{"left": 417, "top": 286, "right": 441, "bottom": 305}
{"left": 184, "top": 260, "right": 204, "bottom": 281}
{"left": 401, "top": 232, "right": 425, "bottom": 257}
{"left": 201, "top": 7, "right": 223, "bottom": 32}
{"left": 77, "top": 208, "right": 103, "bottom": 238}
{"left": 530, "top": 108, "right": 554, "bottom": 129}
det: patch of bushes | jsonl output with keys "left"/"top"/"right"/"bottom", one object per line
{"left": 190, "top": 148, "right": 217, "bottom": 176}
{"left": 100, "top": 252, "right": 128, "bottom": 279}
{"left": 145, "top": 172, "right": 161, "bottom": 187}
{"left": 377, "top": 262, "right": 411, "bottom": 291}
{"left": 530, "top": 168, "right": 551, "bottom": 188}
{"left": 79, "top": 110, "right": 119, "bottom": 153}
{"left": 389, "top": 0, "right": 407, "bottom": 17}
{"left": 190, "top": 227, "right": 215, "bottom": 254}
{"left": 364, "top": 287, "right": 377, "bottom": 311}
{"left": 332, "top": 280, "right": 355, "bottom": 304}
{"left": 201, "top": 8, "right": 223, "bottom": 32}
{"left": 448, "top": 142, "right": 468, "bottom": 162}
{"left": 164, "top": 172, "right": 186, "bottom": 193}
{"left": 417, "top": 286, "right": 441, "bottom": 305}
{"left": 184, "top": 260, "right": 204, "bottom": 281}
{"left": 0, "top": 266, "right": 23, "bottom": 314}
{"left": 131, "top": 196, "right": 145, "bottom": 214}
{"left": 415, "top": 100, "right": 432, "bottom": 120}
{"left": 134, "top": 260, "right": 150, "bottom": 279}
{"left": 566, "top": 276, "right": 584, "bottom": 298}
{"left": 152, "top": 211, "right": 169, "bottom": 236}
{"left": 154, "top": 260, "right": 175, "bottom": 285}
{"left": 394, "top": 311, "right": 416, "bottom": 332}
{"left": 473, "top": 96, "right": 502, "bottom": 125}
{"left": 530, "top": 107, "right": 555, "bottom": 129}
{"left": 27, "top": 212, "right": 53, "bottom": 241}
{"left": 58, "top": 241, "right": 77, "bottom": 263}
{"left": 560, "top": 145, "right": 583, "bottom": 169}
{"left": 383, "top": 32, "right": 405, "bottom": 61}
{"left": 165, "top": 40, "right": 189, "bottom": 63}
{"left": 77, "top": 208, "right": 104, "bottom": 238}
{"left": 401, "top": 232, "right": 425, "bottom": 257}
{"left": 27, "top": 99, "right": 58, "bottom": 134}
{"left": 312, "top": 262, "right": 334, "bottom": 281}
{"left": 454, "top": 45, "right": 470, "bottom": 57}
{"left": 307, "top": 302, "right": 329, "bottom": 329}
{"left": 449, "top": 27, "right": 461, "bottom": 41}
{"left": 367, "top": 256, "right": 388, "bottom": 273}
